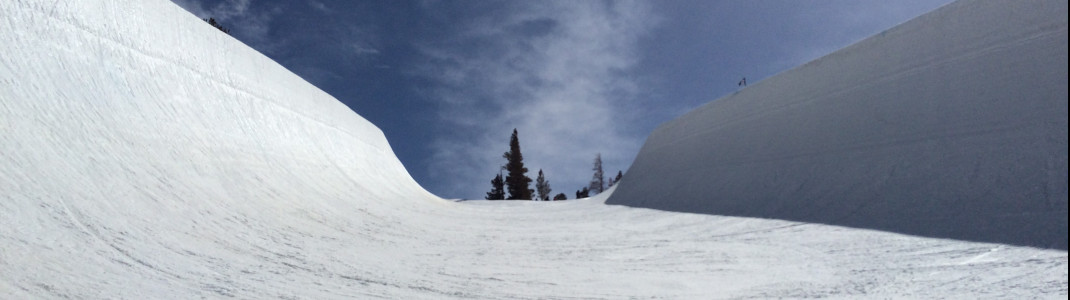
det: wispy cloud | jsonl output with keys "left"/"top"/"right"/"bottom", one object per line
{"left": 416, "top": 1, "right": 658, "bottom": 199}
{"left": 340, "top": 25, "right": 382, "bottom": 59}
{"left": 308, "top": 1, "right": 329, "bottom": 14}
{"left": 351, "top": 44, "right": 380, "bottom": 56}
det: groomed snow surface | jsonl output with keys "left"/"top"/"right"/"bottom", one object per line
{"left": 609, "top": 0, "right": 1069, "bottom": 250}
{"left": 1, "top": 0, "right": 1066, "bottom": 299}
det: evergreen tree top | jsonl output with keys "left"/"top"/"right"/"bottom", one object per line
{"left": 503, "top": 128, "right": 532, "bottom": 200}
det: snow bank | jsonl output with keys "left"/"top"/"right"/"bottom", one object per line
{"left": 608, "top": 0, "right": 1068, "bottom": 249}
{"left": 0, "top": 0, "right": 439, "bottom": 206}
{"left": 0, "top": 0, "right": 445, "bottom": 297}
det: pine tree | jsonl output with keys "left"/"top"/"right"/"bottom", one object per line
{"left": 575, "top": 187, "right": 590, "bottom": 199}
{"left": 535, "top": 169, "right": 551, "bottom": 201}
{"left": 485, "top": 173, "right": 505, "bottom": 200}
{"left": 503, "top": 129, "right": 533, "bottom": 200}
{"left": 609, "top": 170, "right": 623, "bottom": 187}
{"left": 589, "top": 153, "right": 605, "bottom": 194}
{"left": 553, "top": 193, "right": 567, "bottom": 201}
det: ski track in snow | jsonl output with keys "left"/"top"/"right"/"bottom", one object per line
{"left": 1, "top": 0, "right": 1067, "bottom": 298}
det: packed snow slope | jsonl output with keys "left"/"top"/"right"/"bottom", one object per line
{"left": 2, "top": 0, "right": 1067, "bottom": 298}
{"left": 609, "top": 0, "right": 1069, "bottom": 250}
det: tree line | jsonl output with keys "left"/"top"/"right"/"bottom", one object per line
{"left": 485, "top": 129, "right": 622, "bottom": 201}
{"left": 202, "top": 17, "right": 231, "bottom": 35}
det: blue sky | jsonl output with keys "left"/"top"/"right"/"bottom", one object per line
{"left": 171, "top": 0, "right": 952, "bottom": 200}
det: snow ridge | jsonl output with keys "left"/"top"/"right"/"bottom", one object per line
{"left": 607, "top": 0, "right": 1069, "bottom": 250}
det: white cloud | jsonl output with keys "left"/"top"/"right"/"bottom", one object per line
{"left": 418, "top": 1, "right": 658, "bottom": 199}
